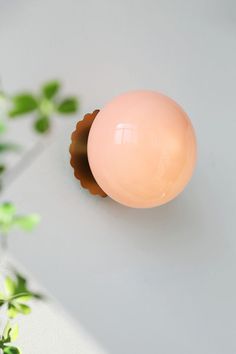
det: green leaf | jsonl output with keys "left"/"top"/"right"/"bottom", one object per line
{"left": 14, "top": 274, "right": 27, "bottom": 294}
{"left": 0, "top": 203, "right": 16, "bottom": 230}
{"left": 0, "top": 164, "right": 6, "bottom": 175}
{"left": 0, "top": 143, "right": 20, "bottom": 154}
{"left": 7, "top": 304, "right": 18, "bottom": 319}
{"left": 57, "top": 97, "right": 78, "bottom": 114}
{"left": 13, "top": 293, "right": 32, "bottom": 302}
{"left": 0, "top": 120, "right": 6, "bottom": 134}
{"left": 34, "top": 116, "right": 50, "bottom": 133}
{"left": 9, "top": 93, "right": 38, "bottom": 117}
{"left": 0, "top": 291, "right": 5, "bottom": 306}
{"left": 10, "top": 324, "right": 19, "bottom": 342}
{"left": 0, "top": 202, "right": 16, "bottom": 216}
{"left": 5, "top": 277, "right": 15, "bottom": 295}
{"left": 3, "top": 322, "right": 11, "bottom": 340}
{"left": 3, "top": 346, "right": 20, "bottom": 354}
{"left": 2, "top": 322, "right": 18, "bottom": 342}
{"left": 0, "top": 203, "right": 15, "bottom": 233}
{"left": 15, "top": 303, "right": 31, "bottom": 315}
{"left": 14, "top": 214, "right": 40, "bottom": 231}
{"left": 42, "top": 80, "right": 61, "bottom": 99}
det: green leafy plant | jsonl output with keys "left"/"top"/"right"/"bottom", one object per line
{"left": 0, "top": 203, "right": 42, "bottom": 353}
{"left": 0, "top": 80, "right": 79, "bottom": 188}
{"left": 0, "top": 323, "right": 20, "bottom": 354}
{"left": 0, "top": 273, "right": 42, "bottom": 353}
{"left": 0, "top": 202, "right": 40, "bottom": 250}
{"left": 8, "top": 80, "right": 79, "bottom": 133}
{"left": 0, "top": 78, "right": 77, "bottom": 352}
{"left": 0, "top": 272, "right": 43, "bottom": 319}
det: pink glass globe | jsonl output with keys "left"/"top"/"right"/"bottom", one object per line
{"left": 87, "top": 91, "right": 197, "bottom": 208}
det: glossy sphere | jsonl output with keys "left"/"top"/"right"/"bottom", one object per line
{"left": 88, "top": 91, "right": 197, "bottom": 208}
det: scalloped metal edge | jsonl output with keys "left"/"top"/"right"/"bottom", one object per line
{"left": 69, "top": 110, "right": 107, "bottom": 197}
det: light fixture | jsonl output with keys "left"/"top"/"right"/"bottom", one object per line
{"left": 70, "top": 90, "right": 197, "bottom": 208}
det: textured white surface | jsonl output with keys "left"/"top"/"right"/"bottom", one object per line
{"left": 1, "top": 1, "right": 236, "bottom": 354}
{"left": 17, "top": 299, "right": 107, "bottom": 354}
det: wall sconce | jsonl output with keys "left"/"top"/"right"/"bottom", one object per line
{"left": 70, "top": 91, "right": 197, "bottom": 208}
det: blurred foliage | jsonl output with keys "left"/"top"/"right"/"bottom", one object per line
{"left": 8, "top": 79, "right": 79, "bottom": 133}
{"left": 0, "top": 79, "right": 79, "bottom": 184}
{"left": 0, "top": 79, "right": 77, "bottom": 352}
{"left": 0, "top": 202, "right": 40, "bottom": 235}
{"left": 0, "top": 322, "right": 20, "bottom": 354}
{"left": 0, "top": 203, "right": 42, "bottom": 353}
{"left": 0, "top": 272, "right": 42, "bottom": 353}
{"left": 0, "top": 272, "right": 43, "bottom": 318}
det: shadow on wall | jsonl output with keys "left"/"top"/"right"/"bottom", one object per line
{"left": 83, "top": 165, "right": 225, "bottom": 266}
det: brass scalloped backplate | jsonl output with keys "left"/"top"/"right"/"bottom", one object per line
{"left": 69, "top": 110, "right": 107, "bottom": 197}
